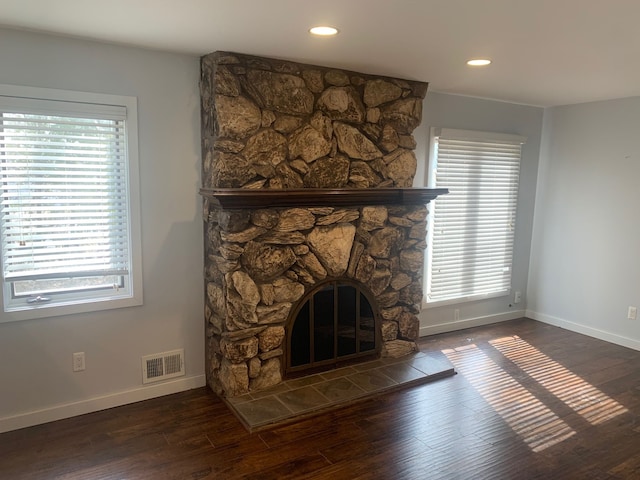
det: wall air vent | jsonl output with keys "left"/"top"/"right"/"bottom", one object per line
{"left": 141, "top": 349, "right": 185, "bottom": 384}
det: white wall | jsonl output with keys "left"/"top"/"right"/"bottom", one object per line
{"left": 416, "top": 92, "right": 544, "bottom": 335}
{"left": 0, "top": 29, "right": 204, "bottom": 432}
{"left": 527, "top": 97, "right": 640, "bottom": 350}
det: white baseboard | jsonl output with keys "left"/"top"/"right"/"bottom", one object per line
{"left": 526, "top": 309, "right": 640, "bottom": 352}
{"left": 0, "top": 374, "right": 206, "bottom": 434}
{"left": 419, "top": 309, "right": 526, "bottom": 337}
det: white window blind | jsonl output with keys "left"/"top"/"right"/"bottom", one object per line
{"left": 1, "top": 111, "right": 129, "bottom": 281}
{"left": 426, "top": 128, "right": 526, "bottom": 305}
{"left": 0, "top": 85, "right": 142, "bottom": 321}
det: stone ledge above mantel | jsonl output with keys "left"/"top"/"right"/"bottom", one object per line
{"left": 200, "top": 187, "right": 449, "bottom": 209}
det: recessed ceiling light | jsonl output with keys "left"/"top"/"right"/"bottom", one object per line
{"left": 467, "top": 59, "right": 492, "bottom": 66}
{"left": 309, "top": 26, "right": 339, "bottom": 36}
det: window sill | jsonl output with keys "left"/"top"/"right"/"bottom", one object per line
{"left": 0, "top": 294, "right": 143, "bottom": 324}
{"left": 422, "top": 290, "right": 510, "bottom": 309}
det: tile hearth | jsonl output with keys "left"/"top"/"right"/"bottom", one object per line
{"left": 225, "top": 351, "right": 455, "bottom": 431}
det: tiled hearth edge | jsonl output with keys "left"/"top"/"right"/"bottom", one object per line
{"left": 225, "top": 351, "right": 455, "bottom": 432}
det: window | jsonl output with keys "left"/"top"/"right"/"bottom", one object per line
{"left": 425, "top": 128, "right": 526, "bottom": 305}
{"left": 0, "top": 85, "right": 142, "bottom": 322}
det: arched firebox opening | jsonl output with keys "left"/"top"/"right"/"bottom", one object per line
{"left": 285, "top": 280, "right": 381, "bottom": 377}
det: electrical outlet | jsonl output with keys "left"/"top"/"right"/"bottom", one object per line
{"left": 628, "top": 306, "right": 637, "bottom": 320}
{"left": 73, "top": 352, "right": 85, "bottom": 372}
{"left": 514, "top": 291, "right": 522, "bottom": 304}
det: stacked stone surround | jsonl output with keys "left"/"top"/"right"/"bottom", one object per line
{"left": 201, "top": 51, "right": 430, "bottom": 397}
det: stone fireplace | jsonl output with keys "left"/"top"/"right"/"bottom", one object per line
{"left": 200, "top": 52, "right": 446, "bottom": 398}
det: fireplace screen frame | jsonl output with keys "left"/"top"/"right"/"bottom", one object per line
{"left": 285, "top": 279, "right": 381, "bottom": 377}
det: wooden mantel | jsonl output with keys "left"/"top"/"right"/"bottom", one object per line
{"left": 200, "top": 187, "right": 448, "bottom": 209}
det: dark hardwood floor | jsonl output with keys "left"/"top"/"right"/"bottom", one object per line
{"left": 2, "top": 318, "right": 640, "bottom": 479}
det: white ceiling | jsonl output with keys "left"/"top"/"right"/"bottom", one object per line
{"left": 2, "top": 0, "right": 640, "bottom": 107}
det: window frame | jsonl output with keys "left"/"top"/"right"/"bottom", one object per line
{"left": 0, "top": 84, "right": 143, "bottom": 322}
{"left": 424, "top": 127, "right": 526, "bottom": 307}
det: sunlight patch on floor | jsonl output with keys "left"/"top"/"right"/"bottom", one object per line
{"left": 489, "top": 336, "right": 628, "bottom": 425}
{"left": 443, "top": 344, "right": 575, "bottom": 452}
